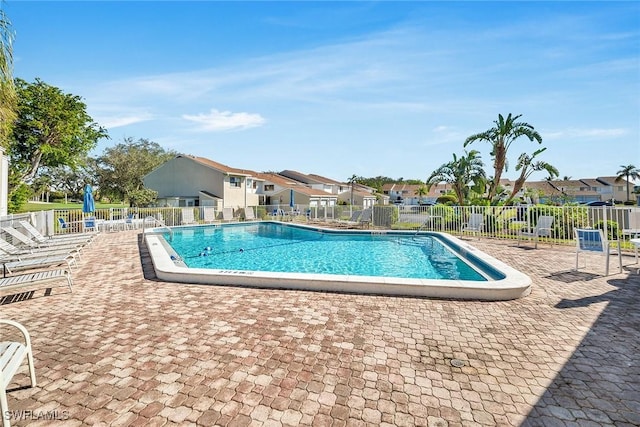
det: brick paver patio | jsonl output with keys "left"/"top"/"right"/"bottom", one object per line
{"left": 1, "top": 230, "right": 638, "bottom": 426}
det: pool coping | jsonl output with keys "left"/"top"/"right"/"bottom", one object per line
{"left": 144, "top": 222, "right": 532, "bottom": 300}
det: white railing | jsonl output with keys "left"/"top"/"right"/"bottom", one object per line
{"left": 12, "top": 204, "right": 638, "bottom": 252}
{"left": 386, "top": 204, "right": 639, "bottom": 250}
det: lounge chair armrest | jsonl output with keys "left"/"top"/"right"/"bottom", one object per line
{"left": 0, "top": 319, "right": 32, "bottom": 349}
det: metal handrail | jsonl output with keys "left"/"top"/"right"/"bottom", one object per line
{"left": 142, "top": 216, "right": 173, "bottom": 241}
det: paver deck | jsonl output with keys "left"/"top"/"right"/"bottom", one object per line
{"left": 0, "top": 230, "right": 638, "bottom": 426}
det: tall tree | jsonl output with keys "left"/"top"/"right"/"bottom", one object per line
{"left": 9, "top": 78, "right": 108, "bottom": 183}
{"left": 415, "top": 185, "right": 428, "bottom": 204}
{"left": 464, "top": 113, "right": 542, "bottom": 203}
{"left": 503, "top": 148, "right": 558, "bottom": 206}
{"left": 0, "top": 5, "right": 16, "bottom": 147}
{"left": 615, "top": 164, "right": 640, "bottom": 201}
{"left": 46, "top": 156, "right": 99, "bottom": 201}
{"left": 347, "top": 174, "right": 358, "bottom": 205}
{"left": 426, "top": 150, "right": 486, "bottom": 206}
{"left": 97, "top": 137, "right": 177, "bottom": 206}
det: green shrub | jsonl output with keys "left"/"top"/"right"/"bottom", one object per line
{"left": 594, "top": 220, "right": 619, "bottom": 240}
{"left": 436, "top": 194, "right": 457, "bottom": 205}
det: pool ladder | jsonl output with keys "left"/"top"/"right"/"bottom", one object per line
{"left": 142, "top": 216, "right": 174, "bottom": 241}
{"left": 413, "top": 219, "right": 432, "bottom": 237}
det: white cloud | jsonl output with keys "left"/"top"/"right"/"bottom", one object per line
{"left": 182, "top": 109, "right": 266, "bottom": 132}
{"left": 99, "top": 114, "right": 154, "bottom": 129}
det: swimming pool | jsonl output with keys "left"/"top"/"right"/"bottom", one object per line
{"left": 144, "top": 222, "right": 531, "bottom": 300}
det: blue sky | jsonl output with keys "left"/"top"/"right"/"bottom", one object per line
{"left": 7, "top": 1, "right": 640, "bottom": 183}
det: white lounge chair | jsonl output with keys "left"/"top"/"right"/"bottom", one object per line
{"left": 181, "top": 208, "right": 196, "bottom": 225}
{"left": 202, "top": 207, "right": 219, "bottom": 224}
{"left": 244, "top": 207, "right": 256, "bottom": 221}
{"left": 1, "top": 319, "right": 37, "bottom": 427}
{"left": 222, "top": 207, "right": 237, "bottom": 222}
{"left": 1, "top": 253, "right": 76, "bottom": 275}
{"left": 574, "top": 228, "right": 622, "bottom": 276}
{"left": 517, "top": 215, "right": 554, "bottom": 248}
{"left": 2, "top": 227, "right": 84, "bottom": 253}
{"left": 0, "top": 239, "right": 81, "bottom": 262}
{"left": 461, "top": 213, "right": 484, "bottom": 237}
{"left": 18, "top": 221, "right": 94, "bottom": 245}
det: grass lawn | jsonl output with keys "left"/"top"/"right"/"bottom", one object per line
{"left": 20, "top": 202, "right": 127, "bottom": 212}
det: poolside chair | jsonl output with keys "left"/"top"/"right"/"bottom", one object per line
{"left": 244, "top": 207, "right": 256, "bottom": 221}
{"left": 1, "top": 253, "right": 76, "bottom": 275}
{"left": 1, "top": 227, "right": 84, "bottom": 253}
{"left": 621, "top": 208, "right": 640, "bottom": 239}
{"left": 222, "top": 207, "right": 237, "bottom": 222}
{"left": 358, "top": 208, "right": 373, "bottom": 229}
{"left": 574, "top": 228, "right": 622, "bottom": 276}
{"left": 1, "top": 319, "right": 37, "bottom": 427}
{"left": 0, "top": 238, "right": 81, "bottom": 262}
{"left": 181, "top": 208, "right": 196, "bottom": 225}
{"left": 83, "top": 217, "right": 97, "bottom": 232}
{"left": 461, "top": 213, "right": 484, "bottom": 237}
{"left": 18, "top": 221, "right": 94, "bottom": 246}
{"left": 271, "top": 208, "right": 285, "bottom": 220}
{"left": 202, "top": 207, "right": 219, "bottom": 224}
{"left": 517, "top": 215, "right": 554, "bottom": 248}
{"left": 124, "top": 213, "right": 142, "bottom": 230}
{"left": 334, "top": 210, "right": 362, "bottom": 228}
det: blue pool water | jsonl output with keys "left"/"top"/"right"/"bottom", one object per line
{"left": 164, "top": 223, "right": 487, "bottom": 281}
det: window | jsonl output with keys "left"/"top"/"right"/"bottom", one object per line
{"left": 229, "top": 176, "right": 241, "bottom": 188}
{"left": 264, "top": 184, "right": 274, "bottom": 191}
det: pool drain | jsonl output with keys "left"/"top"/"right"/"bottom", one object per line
{"left": 450, "top": 358, "right": 466, "bottom": 368}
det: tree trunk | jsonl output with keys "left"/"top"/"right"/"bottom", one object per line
{"left": 489, "top": 145, "right": 507, "bottom": 202}
{"left": 21, "top": 150, "right": 43, "bottom": 182}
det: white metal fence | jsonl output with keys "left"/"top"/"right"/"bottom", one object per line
{"left": 5, "top": 204, "right": 638, "bottom": 251}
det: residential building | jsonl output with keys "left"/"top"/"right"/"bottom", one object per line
{"left": 595, "top": 176, "right": 633, "bottom": 201}
{"left": 280, "top": 170, "right": 377, "bottom": 207}
{"left": 143, "top": 155, "right": 258, "bottom": 209}
{"left": 142, "top": 154, "right": 636, "bottom": 209}
{"left": 382, "top": 183, "right": 448, "bottom": 205}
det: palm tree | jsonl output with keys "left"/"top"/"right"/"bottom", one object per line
{"left": 426, "top": 150, "right": 486, "bottom": 206}
{"left": 615, "top": 164, "right": 640, "bottom": 202}
{"left": 415, "top": 185, "right": 428, "bottom": 204}
{"left": 0, "top": 5, "right": 16, "bottom": 146}
{"left": 347, "top": 174, "right": 358, "bottom": 205}
{"left": 503, "top": 148, "right": 558, "bottom": 206}
{"left": 464, "top": 113, "right": 542, "bottom": 203}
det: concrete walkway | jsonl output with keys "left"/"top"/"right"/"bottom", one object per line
{"left": 1, "top": 230, "right": 638, "bottom": 426}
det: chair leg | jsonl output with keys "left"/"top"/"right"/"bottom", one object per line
{"left": 27, "top": 351, "right": 37, "bottom": 387}
{"left": 1, "top": 387, "right": 10, "bottom": 427}
{"left": 616, "top": 244, "right": 623, "bottom": 274}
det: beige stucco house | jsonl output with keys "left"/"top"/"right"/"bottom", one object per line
{"left": 143, "top": 156, "right": 340, "bottom": 214}
{"left": 279, "top": 170, "right": 377, "bottom": 207}
{"left": 143, "top": 155, "right": 259, "bottom": 209}
{"left": 253, "top": 172, "right": 338, "bottom": 210}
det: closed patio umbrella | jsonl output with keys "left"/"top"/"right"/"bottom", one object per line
{"left": 289, "top": 188, "right": 295, "bottom": 209}
{"left": 82, "top": 184, "right": 95, "bottom": 231}
{"left": 83, "top": 184, "right": 95, "bottom": 214}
